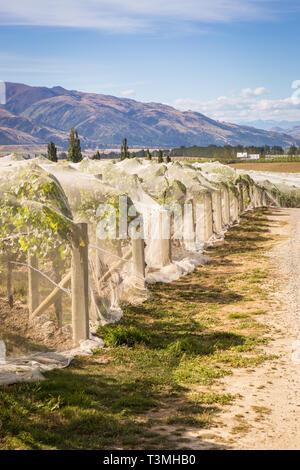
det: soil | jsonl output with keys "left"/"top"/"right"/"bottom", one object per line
{"left": 0, "top": 298, "right": 73, "bottom": 355}
{"left": 230, "top": 162, "right": 300, "bottom": 173}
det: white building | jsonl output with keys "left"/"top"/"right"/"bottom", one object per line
{"left": 236, "top": 152, "right": 260, "bottom": 160}
{"left": 237, "top": 152, "right": 248, "bottom": 159}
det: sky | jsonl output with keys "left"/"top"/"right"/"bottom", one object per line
{"left": 0, "top": 0, "right": 300, "bottom": 124}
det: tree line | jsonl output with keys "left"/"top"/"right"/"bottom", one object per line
{"left": 47, "top": 132, "right": 171, "bottom": 163}
{"left": 119, "top": 138, "right": 171, "bottom": 162}
{"left": 48, "top": 131, "right": 300, "bottom": 163}
{"left": 169, "top": 144, "right": 300, "bottom": 160}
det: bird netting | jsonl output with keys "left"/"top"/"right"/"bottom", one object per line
{"left": 0, "top": 155, "right": 284, "bottom": 384}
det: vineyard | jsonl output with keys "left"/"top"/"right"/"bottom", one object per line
{"left": 0, "top": 154, "right": 296, "bottom": 385}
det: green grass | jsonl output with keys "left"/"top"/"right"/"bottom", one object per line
{"left": 165, "top": 413, "right": 213, "bottom": 427}
{"left": 228, "top": 313, "right": 250, "bottom": 319}
{"left": 0, "top": 208, "right": 278, "bottom": 450}
{"left": 103, "top": 325, "right": 151, "bottom": 347}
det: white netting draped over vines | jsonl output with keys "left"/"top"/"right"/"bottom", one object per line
{"left": 0, "top": 155, "right": 285, "bottom": 368}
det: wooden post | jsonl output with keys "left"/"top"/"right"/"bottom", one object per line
{"left": 249, "top": 184, "right": 255, "bottom": 209}
{"left": 7, "top": 257, "right": 13, "bottom": 308}
{"left": 229, "top": 191, "right": 238, "bottom": 223}
{"left": 54, "top": 287, "right": 62, "bottom": 328}
{"left": 53, "top": 259, "right": 63, "bottom": 329}
{"left": 262, "top": 190, "right": 267, "bottom": 207}
{"left": 71, "top": 223, "right": 89, "bottom": 345}
{"left": 242, "top": 186, "right": 248, "bottom": 210}
{"left": 28, "top": 251, "right": 39, "bottom": 317}
{"left": 195, "top": 201, "right": 205, "bottom": 245}
{"left": 237, "top": 183, "right": 244, "bottom": 214}
{"left": 255, "top": 186, "right": 262, "bottom": 207}
{"left": 184, "top": 203, "right": 196, "bottom": 252}
{"left": 233, "top": 194, "right": 239, "bottom": 222}
{"left": 212, "top": 190, "right": 222, "bottom": 234}
{"left": 221, "top": 187, "right": 230, "bottom": 226}
{"left": 255, "top": 185, "right": 262, "bottom": 208}
{"left": 159, "top": 210, "right": 172, "bottom": 265}
{"left": 132, "top": 237, "right": 146, "bottom": 287}
{"left": 204, "top": 192, "right": 213, "bottom": 241}
{"left": 259, "top": 188, "right": 264, "bottom": 207}
{"left": 147, "top": 209, "right": 171, "bottom": 268}
{"left": 252, "top": 185, "right": 257, "bottom": 208}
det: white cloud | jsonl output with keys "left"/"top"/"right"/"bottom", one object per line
{"left": 240, "top": 87, "right": 269, "bottom": 97}
{"left": 172, "top": 83, "right": 300, "bottom": 121}
{"left": 0, "top": 1, "right": 290, "bottom": 32}
{"left": 120, "top": 89, "right": 136, "bottom": 97}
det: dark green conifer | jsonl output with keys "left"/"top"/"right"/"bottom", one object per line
{"left": 120, "top": 138, "right": 129, "bottom": 160}
{"left": 68, "top": 127, "right": 82, "bottom": 162}
{"left": 158, "top": 149, "right": 164, "bottom": 163}
{"left": 47, "top": 141, "right": 57, "bottom": 162}
{"left": 91, "top": 150, "right": 101, "bottom": 160}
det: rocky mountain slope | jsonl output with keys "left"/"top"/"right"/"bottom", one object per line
{"left": 0, "top": 107, "right": 68, "bottom": 145}
{"left": 1, "top": 82, "right": 299, "bottom": 148}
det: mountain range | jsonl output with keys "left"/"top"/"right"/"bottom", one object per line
{"left": 0, "top": 82, "right": 299, "bottom": 149}
{"left": 237, "top": 120, "right": 300, "bottom": 136}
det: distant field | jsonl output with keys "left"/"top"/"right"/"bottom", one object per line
{"left": 230, "top": 161, "right": 300, "bottom": 173}
{"left": 0, "top": 145, "right": 46, "bottom": 157}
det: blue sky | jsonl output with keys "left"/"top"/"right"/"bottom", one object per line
{"left": 0, "top": 0, "right": 300, "bottom": 123}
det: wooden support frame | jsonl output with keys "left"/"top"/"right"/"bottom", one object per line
{"left": 7, "top": 257, "right": 13, "bottom": 308}
{"left": 31, "top": 271, "right": 71, "bottom": 318}
{"left": 71, "top": 222, "right": 89, "bottom": 345}
{"left": 28, "top": 251, "right": 40, "bottom": 317}
{"left": 221, "top": 187, "right": 230, "bottom": 227}
{"left": 237, "top": 183, "right": 244, "bottom": 214}
{"left": 195, "top": 200, "right": 205, "bottom": 245}
{"left": 98, "top": 248, "right": 132, "bottom": 284}
{"left": 212, "top": 190, "right": 222, "bottom": 234}
{"left": 204, "top": 192, "right": 213, "bottom": 241}
{"left": 159, "top": 210, "right": 172, "bottom": 265}
{"left": 183, "top": 203, "right": 196, "bottom": 252}
{"left": 132, "top": 237, "right": 146, "bottom": 287}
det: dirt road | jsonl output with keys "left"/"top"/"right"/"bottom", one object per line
{"left": 256, "top": 208, "right": 300, "bottom": 449}
{"left": 202, "top": 208, "right": 300, "bottom": 449}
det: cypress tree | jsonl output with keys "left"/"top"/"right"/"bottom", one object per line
{"left": 47, "top": 141, "right": 57, "bottom": 162}
{"left": 68, "top": 127, "right": 82, "bottom": 162}
{"left": 68, "top": 127, "right": 75, "bottom": 161}
{"left": 120, "top": 138, "right": 129, "bottom": 160}
{"left": 146, "top": 149, "right": 152, "bottom": 160}
{"left": 166, "top": 154, "right": 171, "bottom": 163}
{"left": 91, "top": 150, "right": 101, "bottom": 160}
{"left": 158, "top": 149, "right": 164, "bottom": 163}
{"left": 74, "top": 130, "right": 82, "bottom": 162}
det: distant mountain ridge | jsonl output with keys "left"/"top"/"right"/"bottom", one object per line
{"left": 1, "top": 82, "right": 299, "bottom": 148}
{"left": 237, "top": 120, "right": 300, "bottom": 131}
{"left": 269, "top": 125, "right": 300, "bottom": 138}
